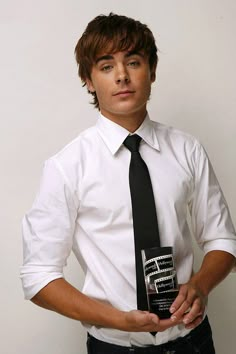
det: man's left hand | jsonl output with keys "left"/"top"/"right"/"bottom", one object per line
{"left": 169, "top": 282, "right": 207, "bottom": 329}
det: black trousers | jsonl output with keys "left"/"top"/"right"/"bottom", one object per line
{"left": 87, "top": 316, "right": 215, "bottom": 354}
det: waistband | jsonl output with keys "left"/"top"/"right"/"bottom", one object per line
{"left": 87, "top": 316, "right": 212, "bottom": 353}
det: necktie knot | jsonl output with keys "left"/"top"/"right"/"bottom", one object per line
{"left": 123, "top": 134, "right": 142, "bottom": 152}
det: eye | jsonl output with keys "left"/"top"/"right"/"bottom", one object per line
{"left": 128, "top": 61, "right": 140, "bottom": 67}
{"left": 101, "top": 65, "right": 113, "bottom": 72}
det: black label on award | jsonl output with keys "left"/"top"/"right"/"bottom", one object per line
{"left": 148, "top": 290, "right": 179, "bottom": 319}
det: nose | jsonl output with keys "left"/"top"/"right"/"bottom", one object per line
{"left": 115, "top": 65, "right": 130, "bottom": 84}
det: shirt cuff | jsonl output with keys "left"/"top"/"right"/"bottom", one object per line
{"left": 20, "top": 266, "right": 64, "bottom": 300}
{"left": 203, "top": 237, "right": 236, "bottom": 272}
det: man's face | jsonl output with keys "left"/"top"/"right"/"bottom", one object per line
{"left": 86, "top": 50, "right": 156, "bottom": 122}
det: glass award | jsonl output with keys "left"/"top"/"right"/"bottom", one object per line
{"left": 142, "top": 246, "right": 179, "bottom": 319}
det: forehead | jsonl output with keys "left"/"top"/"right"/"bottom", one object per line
{"left": 92, "top": 37, "right": 146, "bottom": 60}
{"left": 94, "top": 49, "right": 146, "bottom": 63}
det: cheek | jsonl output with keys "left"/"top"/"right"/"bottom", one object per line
{"left": 95, "top": 87, "right": 110, "bottom": 104}
{"left": 135, "top": 72, "right": 152, "bottom": 87}
{"left": 138, "top": 77, "right": 152, "bottom": 96}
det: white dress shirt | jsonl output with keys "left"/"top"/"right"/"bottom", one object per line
{"left": 21, "top": 113, "right": 236, "bottom": 346}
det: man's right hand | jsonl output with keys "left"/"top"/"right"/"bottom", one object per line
{"left": 123, "top": 310, "right": 183, "bottom": 332}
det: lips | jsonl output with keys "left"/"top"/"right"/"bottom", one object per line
{"left": 113, "top": 90, "right": 135, "bottom": 96}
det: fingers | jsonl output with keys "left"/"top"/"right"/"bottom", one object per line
{"left": 184, "top": 314, "right": 203, "bottom": 330}
{"left": 136, "top": 311, "right": 159, "bottom": 327}
{"left": 170, "top": 285, "right": 190, "bottom": 315}
{"left": 182, "top": 298, "right": 204, "bottom": 326}
{"left": 125, "top": 310, "right": 158, "bottom": 330}
{"left": 125, "top": 310, "right": 179, "bottom": 332}
{"left": 146, "top": 312, "right": 159, "bottom": 325}
{"left": 170, "top": 284, "right": 206, "bottom": 329}
{"left": 126, "top": 282, "right": 206, "bottom": 332}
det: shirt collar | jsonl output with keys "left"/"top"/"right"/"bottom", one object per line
{"left": 96, "top": 113, "right": 160, "bottom": 155}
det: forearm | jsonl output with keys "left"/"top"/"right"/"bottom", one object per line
{"left": 31, "top": 278, "right": 181, "bottom": 333}
{"left": 31, "top": 278, "right": 126, "bottom": 329}
{"left": 189, "top": 250, "right": 235, "bottom": 296}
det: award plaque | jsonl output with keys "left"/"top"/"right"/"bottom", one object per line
{"left": 142, "top": 246, "right": 179, "bottom": 319}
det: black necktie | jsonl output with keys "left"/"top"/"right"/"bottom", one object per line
{"left": 124, "top": 134, "right": 160, "bottom": 313}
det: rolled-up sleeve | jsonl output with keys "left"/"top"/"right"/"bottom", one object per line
{"left": 20, "top": 158, "right": 78, "bottom": 299}
{"left": 189, "top": 141, "right": 236, "bottom": 267}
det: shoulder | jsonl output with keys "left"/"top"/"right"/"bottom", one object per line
{"left": 40, "top": 125, "right": 99, "bottom": 184}
{"left": 49, "top": 125, "right": 98, "bottom": 165}
{"left": 151, "top": 120, "right": 202, "bottom": 154}
{"left": 150, "top": 120, "right": 209, "bottom": 178}
{"left": 152, "top": 120, "right": 198, "bottom": 144}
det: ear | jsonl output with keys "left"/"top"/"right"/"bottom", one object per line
{"left": 151, "top": 71, "right": 156, "bottom": 83}
{"left": 86, "top": 79, "right": 95, "bottom": 93}
{"left": 150, "top": 61, "right": 157, "bottom": 83}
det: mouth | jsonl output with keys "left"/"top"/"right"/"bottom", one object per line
{"left": 113, "top": 90, "right": 135, "bottom": 96}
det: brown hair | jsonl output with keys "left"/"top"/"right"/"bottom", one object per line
{"left": 74, "top": 13, "right": 158, "bottom": 109}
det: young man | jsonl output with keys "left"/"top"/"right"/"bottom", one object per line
{"left": 21, "top": 13, "right": 236, "bottom": 354}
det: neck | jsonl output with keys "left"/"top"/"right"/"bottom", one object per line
{"left": 100, "top": 110, "right": 147, "bottom": 133}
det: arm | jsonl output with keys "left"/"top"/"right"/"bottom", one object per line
{"left": 31, "top": 278, "right": 182, "bottom": 332}
{"left": 170, "top": 250, "right": 235, "bottom": 328}
{"left": 171, "top": 142, "right": 236, "bottom": 329}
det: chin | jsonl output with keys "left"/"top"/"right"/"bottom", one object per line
{"left": 115, "top": 102, "right": 146, "bottom": 114}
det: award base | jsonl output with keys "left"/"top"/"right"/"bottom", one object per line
{"left": 148, "top": 290, "right": 179, "bottom": 319}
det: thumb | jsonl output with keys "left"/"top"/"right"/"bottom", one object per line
{"left": 138, "top": 311, "right": 159, "bottom": 325}
{"left": 148, "top": 312, "right": 159, "bottom": 324}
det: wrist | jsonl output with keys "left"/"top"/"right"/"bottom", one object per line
{"left": 188, "top": 273, "right": 210, "bottom": 297}
{"left": 113, "top": 310, "right": 128, "bottom": 331}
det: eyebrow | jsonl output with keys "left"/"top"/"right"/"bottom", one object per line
{"left": 95, "top": 51, "right": 144, "bottom": 64}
